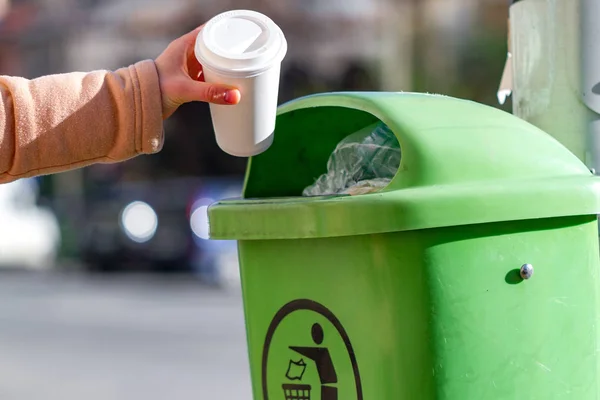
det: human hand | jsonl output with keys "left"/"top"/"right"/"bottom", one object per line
{"left": 155, "top": 26, "right": 241, "bottom": 119}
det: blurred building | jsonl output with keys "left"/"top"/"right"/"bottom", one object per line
{"left": 0, "top": 0, "right": 510, "bottom": 100}
{"left": 63, "top": 0, "right": 398, "bottom": 90}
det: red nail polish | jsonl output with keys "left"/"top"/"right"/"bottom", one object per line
{"left": 224, "top": 90, "right": 239, "bottom": 105}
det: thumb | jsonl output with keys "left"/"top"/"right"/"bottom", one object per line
{"left": 180, "top": 79, "right": 241, "bottom": 105}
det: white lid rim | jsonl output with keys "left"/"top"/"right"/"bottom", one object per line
{"left": 196, "top": 30, "right": 287, "bottom": 73}
{"left": 199, "top": 49, "right": 286, "bottom": 78}
{"left": 196, "top": 34, "right": 287, "bottom": 77}
{"left": 194, "top": 10, "right": 288, "bottom": 77}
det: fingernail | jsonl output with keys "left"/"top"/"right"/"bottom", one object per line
{"left": 224, "top": 89, "right": 240, "bottom": 105}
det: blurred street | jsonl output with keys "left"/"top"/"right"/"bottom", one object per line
{"left": 0, "top": 271, "right": 252, "bottom": 400}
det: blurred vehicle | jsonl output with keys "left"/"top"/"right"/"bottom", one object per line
{"left": 81, "top": 178, "right": 200, "bottom": 273}
{"left": 187, "top": 176, "right": 243, "bottom": 286}
{"left": 80, "top": 176, "right": 244, "bottom": 284}
{"left": 0, "top": 178, "right": 61, "bottom": 270}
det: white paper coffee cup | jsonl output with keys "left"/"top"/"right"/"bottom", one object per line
{"left": 195, "top": 10, "right": 288, "bottom": 157}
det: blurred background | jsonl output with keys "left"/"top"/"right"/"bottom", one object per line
{"left": 0, "top": 0, "right": 510, "bottom": 398}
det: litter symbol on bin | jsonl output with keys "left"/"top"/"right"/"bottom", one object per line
{"left": 288, "top": 322, "right": 338, "bottom": 400}
{"left": 282, "top": 383, "right": 311, "bottom": 400}
{"left": 283, "top": 359, "right": 310, "bottom": 400}
{"left": 285, "top": 359, "right": 307, "bottom": 381}
{"left": 262, "top": 299, "right": 363, "bottom": 400}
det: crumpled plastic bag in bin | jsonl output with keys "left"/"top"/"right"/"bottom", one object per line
{"left": 303, "top": 122, "right": 401, "bottom": 196}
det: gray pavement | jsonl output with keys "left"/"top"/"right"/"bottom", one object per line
{"left": 0, "top": 272, "right": 253, "bottom": 400}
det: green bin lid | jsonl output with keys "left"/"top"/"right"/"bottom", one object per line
{"left": 209, "top": 92, "right": 600, "bottom": 240}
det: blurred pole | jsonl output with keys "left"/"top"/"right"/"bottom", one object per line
{"left": 411, "top": 0, "right": 427, "bottom": 91}
{"left": 53, "top": 169, "right": 86, "bottom": 254}
{"left": 510, "top": 0, "right": 597, "bottom": 169}
{"left": 581, "top": 0, "right": 600, "bottom": 173}
{"left": 379, "top": 0, "right": 414, "bottom": 91}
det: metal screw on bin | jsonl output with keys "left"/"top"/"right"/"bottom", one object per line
{"left": 520, "top": 264, "right": 534, "bottom": 280}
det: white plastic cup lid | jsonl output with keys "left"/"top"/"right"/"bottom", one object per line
{"left": 195, "top": 10, "right": 288, "bottom": 77}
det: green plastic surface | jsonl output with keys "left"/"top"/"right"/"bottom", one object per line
{"left": 208, "top": 92, "right": 600, "bottom": 399}
{"left": 209, "top": 92, "right": 600, "bottom": 240}
{"left": 238, "top": 215, "right": 600, "bottom": 399}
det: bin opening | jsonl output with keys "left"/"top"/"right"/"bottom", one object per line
{"left": 209, "top": 92, "right": 600, "bottom": 241}
{"left": 244, "top": 106, "right": 399, "bottom": 199}
{"left": 302, "top": 121, "right": 400, "bottom": 196}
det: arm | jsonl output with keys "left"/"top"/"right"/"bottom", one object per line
{"left": 0, "top": 61, "right": 163, "bottom": 183}
{"left": 0, "top": 25, "right": 240, "bottom": 184}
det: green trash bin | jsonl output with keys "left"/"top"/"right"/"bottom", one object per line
{"left": 209, "top": 92, "right": 600, "bottom": 399}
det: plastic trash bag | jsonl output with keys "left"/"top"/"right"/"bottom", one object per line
{"left": 303, "top": 122, "right": 401, "bottom": 196}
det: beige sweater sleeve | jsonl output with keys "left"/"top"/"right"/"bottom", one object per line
{"left": 0, "top": 60, "right": 164, "bottom": 184}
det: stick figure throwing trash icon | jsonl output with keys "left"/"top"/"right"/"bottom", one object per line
{"left": 283, "top": 322, "right": 338, "bottom": 400}
{"left": 263, "top": 299, "right": 362, "bottom": 400}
